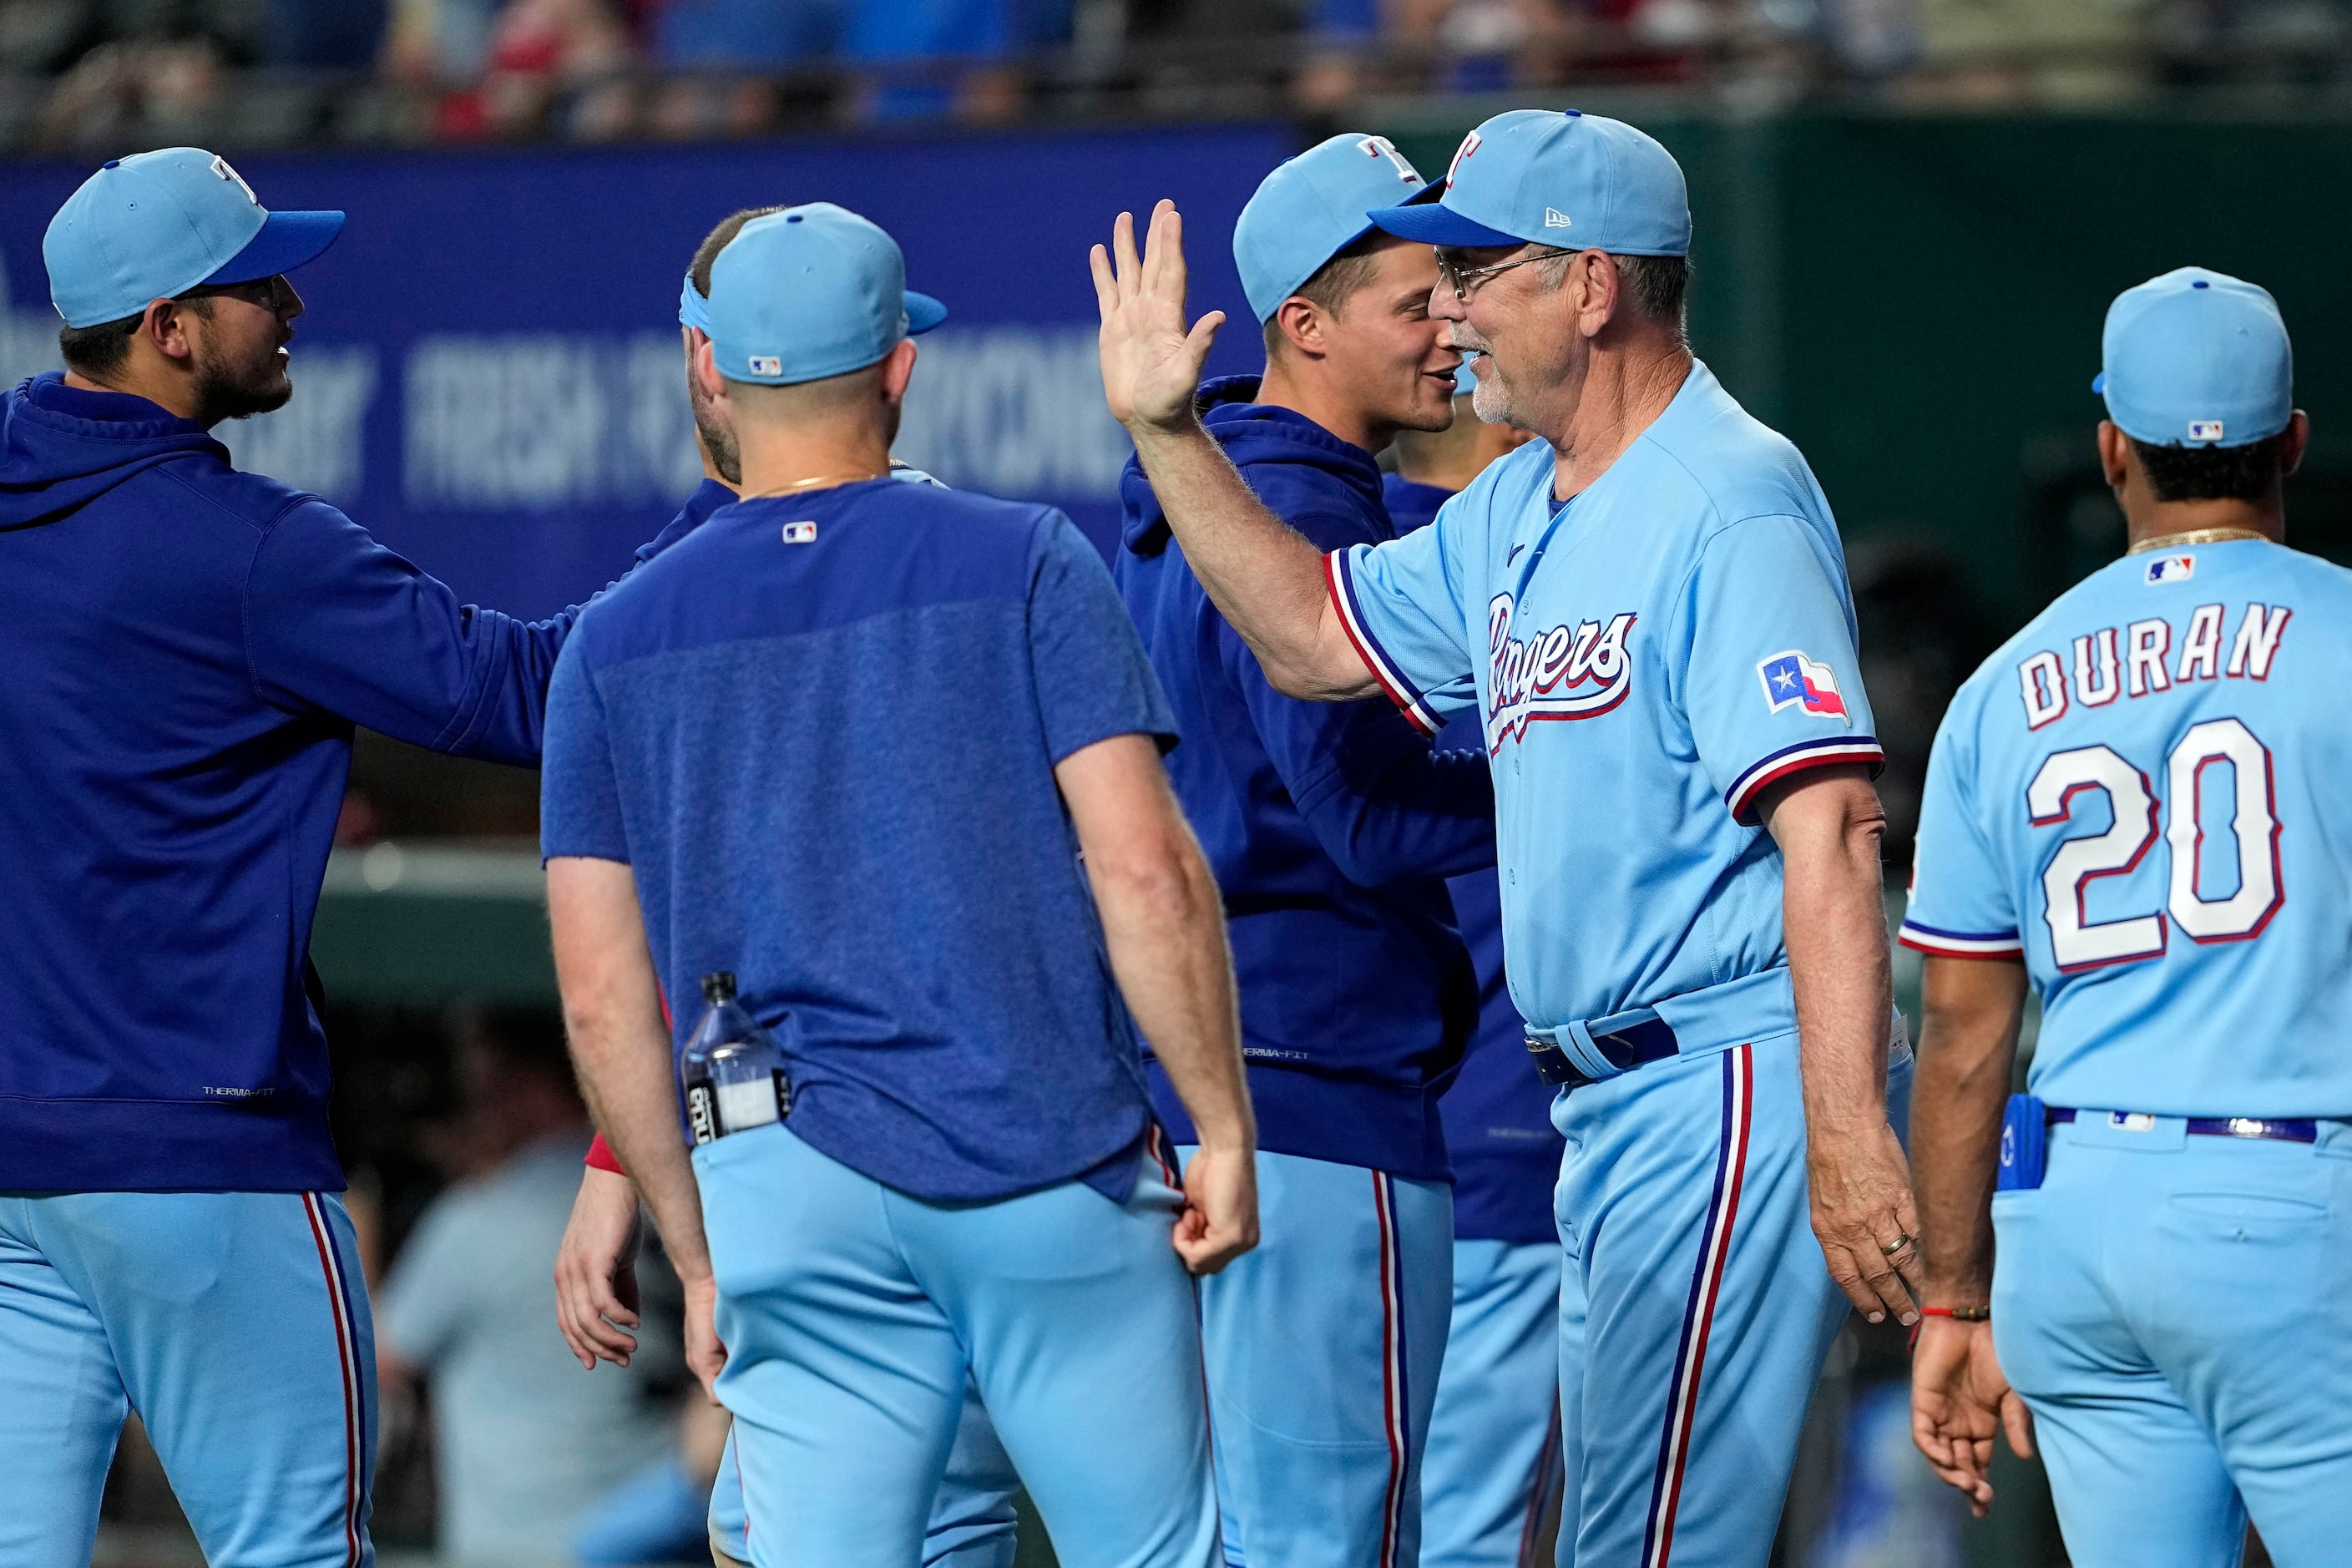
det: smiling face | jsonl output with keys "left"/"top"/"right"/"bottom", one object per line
{"left": 1431, "top": 244, "right": 1581, "bottom": 434}
{"left": 181, "top": 274, "right": 305, "bottom": 424}
{"left": 1317, "top": 236, "right": 1462, "bottom": 437}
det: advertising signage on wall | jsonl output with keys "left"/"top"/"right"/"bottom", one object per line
{"left": 0, "top": 125, "right": 1286, "bottom": 614}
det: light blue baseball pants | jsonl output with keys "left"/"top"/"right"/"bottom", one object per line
{"left": 1991, "top": 1112, "right": 2352, "bottom": 1568}
{"left": 1179, "top": 1146, "right": 1454, "bottom": 1568}
{"left": 0, "top": 1189, "right": 374, "bottom": 1568}
{"left": 695, "top": 1124, "right": 1218, "bottom": 1568}
{"left": 1420, "top": 1239, "right": 1564, "bottom": 1568}
{"left": 1554, "top": 1034, "right": 1912, "bottom": 1568}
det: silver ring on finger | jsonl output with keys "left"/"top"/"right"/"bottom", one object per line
{"left": 1880, "top": 1232, "right": 1915, "bottom": 1257}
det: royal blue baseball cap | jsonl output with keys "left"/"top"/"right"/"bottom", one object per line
{"left": 1368, "top": 109, "right": 1690, "bottom": 257}
{"left": 705, "top": 203, "right": 945, "bottom": 387}
{"left": 43, "top": 148, "right": 343, "bottom": 328}
{"left": 1234, "top": 134, "right": 1434, "bottom": 323}
{"left": 2093, "top": 267, "right": 2292, "bottom": 449}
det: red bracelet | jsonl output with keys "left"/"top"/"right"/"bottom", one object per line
{"left": 1919, "top": 1304, "right": 1990, "bottom": 1322}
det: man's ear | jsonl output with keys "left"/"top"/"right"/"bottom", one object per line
{"left": 2280, "top": 408, "right": 2309, "bottom": 478}
{"left": 879, "top": 337, "right": 918, "bottom": 404}
{"left": 1576, "top": 251, "right": 1622, "bottom": 341}
{"left": 139, "top": 296, "right": 199, "bottom": 367}
{"left": 1271, "top": 296, "right": 1328, "bottom": 361}
{"left": 2096, "top": 419, "right": 2132, "bottom": 493}
{"left": 690, "top": 334, "right": 726, "bottom": 405}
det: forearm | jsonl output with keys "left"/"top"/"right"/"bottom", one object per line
{"left": 1090, "top": 836, "right": 1254, "bottom": 1152}
{"left": 565, "top": 999, "right": 709, "bottom": 1281}
{"left": 547, "top": 859, "right": 711, "bottom": 1280}
{"left": 1772, "top": 776, "right": 1896, "bottom": 1137}
{"left": 1912, "top": 958, "right": 2026, "bottom": 1301}
{"left": 1129, "top": 420, "right": 1374, "bottom": 702}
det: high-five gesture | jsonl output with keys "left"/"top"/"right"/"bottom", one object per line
{"left": 1092, "top": 201, "right": 1226, "bottom": 435}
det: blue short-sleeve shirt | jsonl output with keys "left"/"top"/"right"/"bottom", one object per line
{"left": 1329, "top": 362, "right": 1883, "bottom": 1029}
{"left": 541, "top": 477, "right": 1178, "bottom": 1201}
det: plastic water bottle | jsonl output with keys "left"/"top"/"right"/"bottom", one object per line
{"left": 680, "top": 972, "right": 791, "bottom": 1142}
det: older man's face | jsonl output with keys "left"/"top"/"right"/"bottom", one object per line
{"left": 1429, "top": 245, "right": 1571, "bottom": 432}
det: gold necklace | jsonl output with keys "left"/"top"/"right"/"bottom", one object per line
{"left": 736, "top": 470, "right": 889, "bottom": 502}
{"left": 2127, "top": 525, "right": 2274, "bottom": 555}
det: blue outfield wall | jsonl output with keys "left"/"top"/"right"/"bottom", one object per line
{"left": 0, "top": 126, "right": 1295, "bottom": 615}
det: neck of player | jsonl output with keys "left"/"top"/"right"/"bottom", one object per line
{"left": 731, "top": 411, "right": 893, "bottom": 498}
{"left": 1255, "top": 358, "right": 1403, "bottom": 456}
{"left": 2105, "top": 413, "right": 2300, "bottom": 554}
{"left": 1544, "top": 336, "right": 1692, "bottom": 503}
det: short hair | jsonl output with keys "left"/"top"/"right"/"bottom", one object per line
{"left": 1262, "top": 232, "right": 1387, "bottom": 357}
{"left": 690, "top": 205, "right": 790, "bottom": 300}
{"left": 2130, "top": 431, "right": 2289, "bottom": 504}
{"left": 58, "top": 294, "right": 215, "bottom": 380}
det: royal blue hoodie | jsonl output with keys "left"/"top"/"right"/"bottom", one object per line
{"left": 1383, "top": 469, "right": 1563, "bottom": 1241}
{"left": 0, "top": 373, "right": 711, "bottom": 1191}
{"left": 1117, "top": 377, "right": 1495, "bottom": 1181}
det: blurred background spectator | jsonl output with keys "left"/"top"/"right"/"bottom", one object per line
{"left": 5, "top": 0, "right": 2349, "bottom": 147}
{"left": 375, "top": 1008, "right": 677, "bottom": 1566}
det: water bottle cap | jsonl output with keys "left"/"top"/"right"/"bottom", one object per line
{"left": 701, "top": 972, "right": 736, "bottom": 1003}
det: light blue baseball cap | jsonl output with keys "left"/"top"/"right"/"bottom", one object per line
{"left": 1367, "top": 109, "right": 1689, "bottom": 257}
{"left": 705, "top": 203, "right": 945, "bottom": 387}
{"left": 1234, "top": 134, "right": 1433, "bottom": 323}
{"left": 43, "top": 148, "right": 343, "bottom": 328}
{"left": 2093, "top": 267, "right": 2292, "bottom": 449}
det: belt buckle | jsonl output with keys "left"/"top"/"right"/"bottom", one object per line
{"left": 1525, "top": 1034, "right": 1583, "bottom": 1087}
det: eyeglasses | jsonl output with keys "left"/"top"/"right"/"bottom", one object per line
{"left": 177, "top": 274, "right": 292, "bottom": 312}
{"left": 1436, "top": 246, "right": 1577, "bottom": 301}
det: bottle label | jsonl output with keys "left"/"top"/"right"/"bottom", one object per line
{"left": 716, "top": 1074, "right": 781, "bottom": 1136}
{"left": 686, "top": 1084, "right": 718, "bottom": 1146}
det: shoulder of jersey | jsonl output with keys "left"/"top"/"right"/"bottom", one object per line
{"left": 1641, "top": 395, "right": 1825, "bottom": 541}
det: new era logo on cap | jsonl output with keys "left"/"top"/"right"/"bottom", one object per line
{"left": 2189, "top": 419, "right": 2225, "bottom": 441}
{"left": 1544, "top": 208, "right": 1573, "bottom": 229}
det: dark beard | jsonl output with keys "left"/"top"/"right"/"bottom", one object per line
{"left": 695, "top": 407, "right": 742, "bottom": 486}
{"left": 192, "top": 349, "right": 292, "bottom": 426}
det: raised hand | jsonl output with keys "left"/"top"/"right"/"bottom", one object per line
{"left": 1091, "top": 200, "right": 1227, "bottom": 436}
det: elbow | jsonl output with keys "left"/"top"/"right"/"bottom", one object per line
{"left": 1095, "top": 836, "right": 1222, "bottom": 932}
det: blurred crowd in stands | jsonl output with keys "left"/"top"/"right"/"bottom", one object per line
{"left": 2, "top": 0, "right": 2347, "bottom": 147}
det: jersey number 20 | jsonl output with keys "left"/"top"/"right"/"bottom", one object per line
{"left": 2028, "top": 718, "right": 2282, "bottom": 971}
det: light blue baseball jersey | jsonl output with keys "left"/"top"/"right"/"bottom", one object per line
{"left": 1329, "top": 362, "right": 1882, "bottom": 1031}
{"left": 1900, "top": 537, "right": 2352, "bottom": 1117}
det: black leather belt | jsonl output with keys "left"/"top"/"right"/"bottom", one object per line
{"left": 2048, "top": 1108, "right": 2318, "bottom": 1144}
{"left": 1525, "top": 1014, "right": 1681, "bottom": 1088}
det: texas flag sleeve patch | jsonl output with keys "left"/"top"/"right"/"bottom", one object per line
{"left": 1757, "top": 650, "right": 1849, "bottom": 721}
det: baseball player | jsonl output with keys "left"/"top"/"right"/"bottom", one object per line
{"left": 554, "top": 207, "right": 1030, "bottom": 1568}
{"left": 1115, "top": 133, "right": 1499, "bottom": 1568}
{"left": 1384, "top": 376, "right": 1565, "bottom": 1568}
{"left": 1093, "top": 109, "right": 1920, "bottom": 1566}
{"left": 0, "top": 149, "right": 674, "bottom": 1568}
{"left": 1904, "top": 268, "right": 2352, "bottom": 1565}
{"left": 543, "top": 203, "right": 1255, "bottom": 1568}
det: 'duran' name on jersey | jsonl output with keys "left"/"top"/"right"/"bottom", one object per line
{"left": 2013, "top": 598, "right": 2292, "bottom": 730}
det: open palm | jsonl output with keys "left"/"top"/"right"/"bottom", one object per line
{"left": 1091, "top": 200, "right": 1227, "bottom": 433}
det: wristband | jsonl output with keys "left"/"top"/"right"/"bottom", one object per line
{"left": 584, "top": 1132, "right": 625, "bottom": 1175}
{"left": 1920, "top": 1304, "right": 1990, "bottom": 1322}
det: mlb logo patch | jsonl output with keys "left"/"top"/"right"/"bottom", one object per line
{"left": 2145, "top": 554, "right": 2195, "bottom": 584}
{"left": 781, "top": 521, "right": 818, "bottom": 544}
{"left": 746, "top": 355, "right": 783, "bottom": 377}
{"left": 2188, "top": 419, "right": 2225, "bottom": 443}
{"left": 1757, "top": 650, "right": 1849, "bottom": 721}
